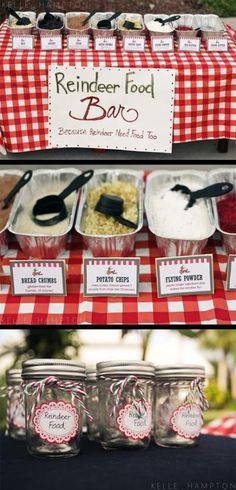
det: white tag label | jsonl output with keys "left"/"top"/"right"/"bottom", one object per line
{"left": 117, "top": 402, "right": 152, "bottom": 440}
{"left": 94, "top": 37, "right": 116, "bottom": 51}
{"left": 171, "top": 403, "right": 202, "bottom": 439}
{"left": 151, "top": 36, "right": 173, "bottom": 52}
{"left": 156, "top": 255, "right": 214, "bottom": 298}
{"left": 10, "top": 260, "right": 67, "bottom": 296}
{"left": 84, "top": 258, "right": 140, "bottom": 296}
{"left": 207, "top": 38, "right": 228, "bottom": 51}
{"left": 123, "top": 37, "right": 145, "bottom": 52}
{"left": 67, "top": 35, "right": 89, "bottom": 50}
{"left": 10, "top": 399, "right": 25, "bottom": 429}
{"left": 226, "top": 255, "right": 236, "bottom": 290}
{"left": 41, "top": 36, "right": 62, "bottom": 50}
{"left": 179, "top": 37, "right": 200, "bottom": 52}
{"left": 12, "top": 35, "right": 34, "bottom": 50}
{"left": 33, "top": 401, "right": 79, "bottom": 444}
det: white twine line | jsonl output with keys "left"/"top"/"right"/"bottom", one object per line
{"left": 21, "top": 376, "right": 93, "bottom": 424}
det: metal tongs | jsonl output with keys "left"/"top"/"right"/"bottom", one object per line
{"left": 171, "top": 182, "right": 234, "bottom": 210}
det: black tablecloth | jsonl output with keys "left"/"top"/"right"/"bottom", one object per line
{"left": 1, "top": 433, "right": 236, "bottom": 490}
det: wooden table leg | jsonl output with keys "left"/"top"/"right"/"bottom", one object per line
{"left": 217, "top": 138, "right": 229, "bottom": 153}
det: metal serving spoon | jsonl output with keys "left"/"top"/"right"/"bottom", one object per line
{"left": 95, "top": 194, "right": 138, "bottom": 229}
{"left": 171, "top": 182, "right": 234, "bottom": 210}
{"left": 32, "top": 170, "right": 94, "bottom": 227}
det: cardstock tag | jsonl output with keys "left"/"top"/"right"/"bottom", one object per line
{"left": 179, "top": 37, "right": 200, "bottom": 52}
{"left": 84, "top": 258, "right": 140, "bottom": 297}
{"left": 226, "top": 255, "right": 236, "bottom": 291}
{"left": 151, "top": 36, "right": 174, "bottom": 52}
{"left": 94, "top": 37, "right": 116, "bottom": 51}
{"left": 156, "top": 255, "right": 214, "bottom": 298}
{"left": 40, "top": 35, "right": 62, "bottom": 50}
{"left": 67, "top": 34, "right": 89, "bottom": 50}
{"left": 123, "top": 36, "right": 145, "bottom": 52}
{"left": 207, "top": 37, "right": 228, "bottom": 51}
{"left": 10, "top": 260, "right": 67, "bottom": 296}
{"left": 12, "top": 35, "right": 34, "bottom": 50}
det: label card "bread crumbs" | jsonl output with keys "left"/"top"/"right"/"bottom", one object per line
{"left": 10, "top": 260, "right": 67, "bottom": 296}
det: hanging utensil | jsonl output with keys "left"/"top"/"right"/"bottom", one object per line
{"left": 7, "top": 7, "right": 31, "bottom": 26}
{"left": 171, "top": 182, "right": 234, "bottom": 210}
{"left": 95, "top": 194, "right": 138, "bottom": 229}
{"left": 32, "top": 170, "right": 94, "bottom": 227}
{"left": 0, "top": 170, "right": 33, "bottom": 210}
{"left": 97, "top": 12, "right": 122, "bottom": 29}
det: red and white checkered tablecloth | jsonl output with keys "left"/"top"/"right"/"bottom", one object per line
{"left": 0, "top": 228, "right": 236, "bottom": 325}
{"left": 202, "top": 416, "right": 236, "bottom": 438}
{"left": 0, "top": 21, "right": 236, "bottom": 153}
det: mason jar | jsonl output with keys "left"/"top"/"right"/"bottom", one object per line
{"left": 6, "top": 369, "right": 25, "bottom": 440}
{"left": 97, "top": 361, "right": 155, "bottom": 449}
{"left": 154, "top": 365, "right": 208, "bottom": 448}
{"left": 86, "top": 369, "right": 100, "bottom": 442}
{"left": 22, "top": 359, "right": 87, "bottom": 458}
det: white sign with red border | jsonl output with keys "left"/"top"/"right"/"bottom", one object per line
{"left": 170, "top": 403, "right": 202, "bottom": 439}
{"left": 151, "top": 36, "right": 174, "bottom": 52}
{"left": 48, "top": 66, "right": 176, "bottom": 153}
{"left": 117, "top": 401, "right": 152, "bottom": 440}
{"left": 10, "top": 260, "right": 67, "bottom": 296}
{"left": 156, "top": 254, "right": 214, "bottom": 298}
{"left": 33, "top": 401, "right": 79, "bottom": 444}
{"left": 123, "top": 36, "right": 145, "bottom": 52}
{"left": 67, "top": 34, "right": 89, "bottom": 50}
{"left": 179, "top": 37, "right": 201, "bottom": 52}
{"left": 12, "top": 35, "right": 34, "bottom": 50}
{"left": 226, "top": 255, "right": 236, "bottom": 291}
{"left": 207, "top": 37, "right": 228, "bottom": 51}
{"left": 84, "top": 258, "right": 140, "bottom": 297}
{"left": 94, "top": 36, "right": 116, "bottom": 51}
{"left": 41, "top": 35, "right": 62, "bottom": 50}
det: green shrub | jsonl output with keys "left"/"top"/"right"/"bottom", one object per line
{"left": 200, "top": 0, "right": 236, "bottom": 17}
{"left": 205, "top": 380, "right": 228, "bottom": 409}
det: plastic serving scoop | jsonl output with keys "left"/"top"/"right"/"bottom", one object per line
{"left": 7, "top": 7, "right": 31, "bottom": 25}
{"left": 95, "top": 194, "right": 138, "bottom": 229}
{"left": 32, "top": 170, "right": 94, "bottom": 227}
{"left": 97, "top": 12, "right": 122, "bottom": 29}
{"left": 0, "top": 170, "right": 33, "bottom": 210}
{"left": 154, "top": 15, "right": 181, "bottom": 25}
{"left": 82, "top": 10, "right": 97, "bottom": 26}
{"left": 123, "top": 19, "right": 141, "bottom": 30}
{"left": 171, "top": 182, "right": 234, "bottom": 210}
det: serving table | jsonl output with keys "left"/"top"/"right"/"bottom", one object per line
{"left": 0, "top": 227, "right": 236, "bottom": 325}
{"left": 0, "top": 21, "right": 236, "bottom": 153}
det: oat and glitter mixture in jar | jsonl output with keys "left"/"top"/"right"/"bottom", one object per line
{"left": 81, "top": 181, "right": 139, "bottom": 236}
{"left": 0, "top": 175, "right": 20, "bottom": 232}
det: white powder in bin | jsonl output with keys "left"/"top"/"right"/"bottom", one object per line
{"left": 13, "top": 182, "right": 76, "bottom": 236}
{"left": 150, "top": 177, "right": 213, "bottom": 240}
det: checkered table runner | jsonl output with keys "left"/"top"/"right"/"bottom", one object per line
{"left": 0, "top": 21, "right": 236, "bottom": 153}
{"left": 0, "top": 228, "right": 236, "bottom": 325}
{"left": 202, "top": 416, "right": 236, "bottom": 438}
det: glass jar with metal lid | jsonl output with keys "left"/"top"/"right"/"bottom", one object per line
{"left": 22, "top": 359, "right": 90, "bottom": 458}
{"left": 154, "top": 365, "right": 209, "bottom": 448}
{"left": 97, "top": 361, "right": 155, "bottom": 449}
{"left": 86, "top": 368, "right": 100, "bottom": 442}
{"left": 6, "top": 369, "right": 25, "bottom": 440}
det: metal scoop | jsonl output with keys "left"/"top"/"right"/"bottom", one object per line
{"left": 171, "top": 182, "right": 234, "bottom": 210}
{"left": 0, "top": 170, "right": 33, "bottom": 210}
{"left": 97, "top": 12, "right": 122, "bottom": 29}
{"left": 32, "top": 170, "right": 94, "bottom": 227}
{"left": 95, "top": 194, "right": 138, "bottom": 229}
{"left": 7, "top": 7, "right": 31, "bottom": 25}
